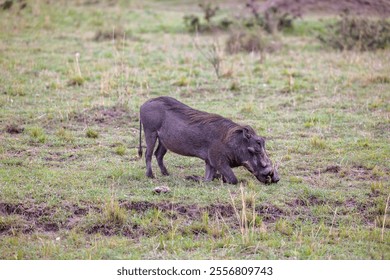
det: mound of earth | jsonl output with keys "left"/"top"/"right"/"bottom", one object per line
{"left": 257, "top": 0, "right": 390, "bottom": 17}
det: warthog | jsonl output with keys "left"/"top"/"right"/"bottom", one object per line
{"left": 138, "top": 96, "right": 279, "bottom": 184}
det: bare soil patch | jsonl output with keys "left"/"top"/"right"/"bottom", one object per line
{"left": 43, "top": 151, "right": 80, "bottom": 163}
{"left": 313, "top": 165, "right": 341, "bottom": 175}
{"left": 69, "top": 106, "right": 136, "bottom": 127}
{"left": 0, "top": 201, "right": 90, "bottom": 235}
{"left": 0, "top": 200, "right": 285, "bottom": 237}
{"left": 255, "top": 204, "right": 284, "bottom": 222}
{"left": 347, "top": 165, "right": 377, "bottom": 181}
{"left": 5, "top": 123, "right": 24, "bottom": 134}
{"left": 120, "top": 200, "right": 236, "bottom": 219}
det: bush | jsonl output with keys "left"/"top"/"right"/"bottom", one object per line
{"left": 183, "top": 2, "right": 232, "bottom": 33}
{"left": 245, "top": 1, "right": 295, "bottom": 33}
{"left": 225, "top": 29, "right": 281, "bottom": 54}
{"left": 319, "top": 14, "right": 390, "bottom": 51}
{"left": 183, "top": 14, "right": 201, "bottom": 32}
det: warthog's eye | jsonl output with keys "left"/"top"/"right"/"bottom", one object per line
{"left": 256, "top": 139, "right": 265, "bottom": 147}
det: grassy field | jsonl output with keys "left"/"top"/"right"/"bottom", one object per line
{"left": 0, "top": 0, "right": 389, "bottom": 259}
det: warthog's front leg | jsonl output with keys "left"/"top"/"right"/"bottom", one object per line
{"left": 216, "top": 164, "right": 238, "bottom": 185}
{"left": 185, "top": 161, "right": 218, "bottom": 183}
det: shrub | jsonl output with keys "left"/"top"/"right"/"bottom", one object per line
{"left": 183, "top": 14, "right": 201, "bottom": 32}
{"left": 245, "top": 1, "right": 295, "bottom": 33}
{"left": 199, "top": 2, "right": 219, "bottom": 23}
{"left": 319, "top": 14, "right": 390, "bottom": 51}
{"left": 183, "top": 2, "right": 232, "bottom": 33}
{"left": 225, "top": 29, "right": 281, "bottom": 54}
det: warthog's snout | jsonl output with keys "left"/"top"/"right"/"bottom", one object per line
{"left": 270, "top": 168, "right": 280, "bottom": 183}
{"left": 260, "top": 165, "right": 280, "bottom": 184}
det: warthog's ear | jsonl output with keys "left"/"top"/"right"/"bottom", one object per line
{"left": 242, "top": 127, "right": 252, "bottom": 140}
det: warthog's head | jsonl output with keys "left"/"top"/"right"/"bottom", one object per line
{"left": 240, "top": 130, "right": 280, "bottom": 184}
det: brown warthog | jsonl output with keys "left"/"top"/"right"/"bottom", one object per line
{"left": 138, "top": 96, "right": 279, "bottom": 184}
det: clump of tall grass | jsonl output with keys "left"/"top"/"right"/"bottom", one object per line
{"left": 28, "top": 126, "right": 47, "bottom": 143}
{"left": 229, "top": 183, "right": 260, "bottom": 245}
{"left": 86, "top": 128, "right": 98, "bottom": 139}
{"left": 103, "top": 197, "right": 127, "bottom": 226}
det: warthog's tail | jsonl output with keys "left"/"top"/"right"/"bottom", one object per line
{"left": 138, "top": 119, "right": 143, "bottom": 159}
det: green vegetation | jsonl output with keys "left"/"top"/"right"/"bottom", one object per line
{"left": 319, "top": 14, "right": 390, "bottom": 51}
{"left": 0, "top": 0, "right": 389, "bottom": 260}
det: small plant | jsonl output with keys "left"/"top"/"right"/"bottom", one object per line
{"left": 173, "top": 76, "right": 190, "bottom": 87}
{"left": 229, "top": 81, "right": 240, "bottom": 91}
{"left": 289, "top": 176, "right": 303, "bottom": 184}
{"left": 370, "top": 182, "right": 383, "bottom": 195}
{"left": 115, "top": 144, "right": 126, "bottom": 156}
{"left": 183, "top": 14, "right": 201, "bottom": 32}
{"left": 372, "top": 166, "right": 385, "bottom": 177}
{"left": 86, "top": 128, "right": 98, "bottom": 139}
{"left": 4, "top": 84, "right": 26, "bottom": 96}
{"left": 275, "top": 218, "right": 293, "bottom": 236}
{"left": 28, "top": 126, "right": 46, "bottom": 143}
{"left": 67, "top": 75, "right": 84, "bottom": 87}
{"left": 194, "top": 39, "right": 223, "bottom": 79}
{"left": 67, "top": 52, "right": 85, "bottom": 87}
{"left": 310, "top": 136, "right": 326, "bottom": 149}
{"left": 240, "top": 103, "right": 254, "bottom": 114}
{"left": 56, "top": 128, "right": 74, "bottom": 143}
{"left": 304, "top": 116, "right": 320, "bottom": 128}
{"left": 103, "top": 198, "right": 127, "bottom": 226}
{"left": 319, "top": 13, "right": 390, "bottom": 51}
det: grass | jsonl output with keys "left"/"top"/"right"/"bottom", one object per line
{"left": 0, "top": 0, "right": 389, "bottom": 260}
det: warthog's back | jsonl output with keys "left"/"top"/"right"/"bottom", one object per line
{"left": 140, "top": 96, "right": 236, "bottom": 159}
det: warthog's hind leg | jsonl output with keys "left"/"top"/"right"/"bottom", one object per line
{"left": 154, "top": 140, "right": 169, "bottom": 176}
{"left": 204, "top": 161, "right": 217, "bottom": 182}
{"left": 144, "top": 131, "right": 157, "bottom": 178}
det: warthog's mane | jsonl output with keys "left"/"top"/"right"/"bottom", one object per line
{"left": 159, "top": 96, "right": 255, "bottom": 142}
